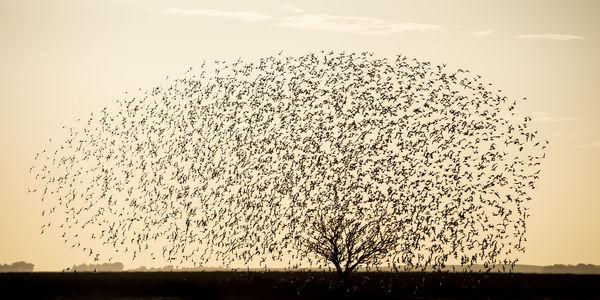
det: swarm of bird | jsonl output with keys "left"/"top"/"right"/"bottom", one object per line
{"left": 30, "top": 51, "right": 547, "bottom": 272}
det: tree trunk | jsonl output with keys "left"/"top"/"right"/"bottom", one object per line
{"left": 332, "top": 263, "right": 353, "bottom": 282}
{"left": 333, "top": 262, "right": 344, "bottom": 279}
{"left": 342, "top": 269, "right": 352, "bottom": 281}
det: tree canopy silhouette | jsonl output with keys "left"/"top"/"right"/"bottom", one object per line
{"left": 31, "top": 51, "right": 546, "bottom": 273}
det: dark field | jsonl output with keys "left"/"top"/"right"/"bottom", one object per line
{"left": 1, "top": 271, "right": 599, "bottom": 299}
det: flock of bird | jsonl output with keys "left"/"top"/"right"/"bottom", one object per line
{"left": 30, "top": 51, "right": 546, "bottom": 272}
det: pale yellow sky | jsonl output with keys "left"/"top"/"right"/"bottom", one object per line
{"left": 1, "top": 0, "right": 599, "bottom": 271}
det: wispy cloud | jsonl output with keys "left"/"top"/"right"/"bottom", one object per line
{"left": 571, "top": 141, "right": 600, "bottom": 149}
{"left": 516, "top": 34, "right": 585, "bottom": 41}
{"left": 274, "top": 14, "right": 444, "bottom": 35}
{"left": 278, "top": 4, "right": 306, "bottom": 13}
{"left": 533, "top": 116, "right": 584, "bottom": 122}
{"left": 471, "top": 30, "right": 493, "bottom": 37}
{"left": 105, "top": 0, "right": 134, "bottom": 4}
{"left": 530, "top": 111, "right": 583, "bottom": 122}
{"left": 153, "top": 7, "right": 443, "bottom": 35}
{"left": 160, "top": 8, "right": 273, "bottom": 22}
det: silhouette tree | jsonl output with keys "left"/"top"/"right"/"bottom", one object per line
{"left": 302, "top": 212, "right": 400, "bottom": 280}
{"left": 298, "top": 182, "right": 403, "bottom": 280}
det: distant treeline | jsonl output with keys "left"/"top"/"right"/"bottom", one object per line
{"left": 127, "top": 265, "right": 231, "bottom": 272}
{"left": 3, "top": 262, "right": 599, "bottom": 274}
{"left": 66, "top": 263, "right": 217, "bottom": 272}
{"left": 487, "top": 264, "right": 600, "bottom": 274}
{"left": 123, "top": 264, "right": 600, "bottom": 274}
{"left": 0, "top": 261, "right": 34, "bottom": 272}
{"left": 67, "top": 262, "right": 124, "bottom": 272}
{"left": 541, "top": 264, "right": 600, "bottom": 274}
{"left": 404, "top": 264, "right": 600, "bottom": 274}
{"left": 127, "top": 265, "right": 178, "bottom": 272}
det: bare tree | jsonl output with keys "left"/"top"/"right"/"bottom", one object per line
{"left": 299, "top": 183, "right": 403, "bottom": 280}
{"left": 301, "top": 212, "right": 400, "bottom": 280}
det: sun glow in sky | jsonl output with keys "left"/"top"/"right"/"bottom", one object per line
{"left": 1, "top": 0, "right": 599, "bottom": 271}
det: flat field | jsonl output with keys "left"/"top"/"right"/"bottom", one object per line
{"left": 1, "top": 271, "right": 599, "bottom": 299}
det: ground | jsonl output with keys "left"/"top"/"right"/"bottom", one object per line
{"left": 1, "top": 271, "right": 599, "bottom": 299}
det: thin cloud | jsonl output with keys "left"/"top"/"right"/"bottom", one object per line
{"left": 533, "top": 116, "right": 583, "bottom": 122}
{"left": 160, "top": 8, "right": 273, "bottom": 23}
{"left": 471, "top": 30, "right": 493, "bottom": 36}
{"left": 571, "top": 141, "right": 600, "bottom": 149}
{"left": 530, "top": 111, "right": 583, "bottom": 122}
{"left": 105, "top": 0, "right": 135, "bottom": 4}
{"left": 516, "top": 34, "right": 585, "bottom": 41}
{"left": 274, "top": 14, "right": 444, "bottom": 35}
{"left": 279, "top": 4, "right": 306, "bottom": 13}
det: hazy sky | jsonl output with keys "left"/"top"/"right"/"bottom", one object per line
{"left": 1, "top": 0, "right": 599, "bottom": 271}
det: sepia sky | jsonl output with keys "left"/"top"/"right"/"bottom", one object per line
{"left": 1, "top": 0, "right": 599, "bottom": 271}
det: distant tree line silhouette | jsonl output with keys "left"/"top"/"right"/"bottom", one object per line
{"left": 543, "top": 264, "right": 600, "bottom": 274}
{"left": 0, "top": 261, "right": 34, "bottom": 272}
{"left": 48, "top": 262, "right": 600, "bottom": 274}
{"left": 67, "top": 262, "right": 123, "bottom": 272}
{"left": 127, "top": 265, "right": 224, "bottom": 272}
{"left": 121, "top": 263, "right": 600, "bottom": 274}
